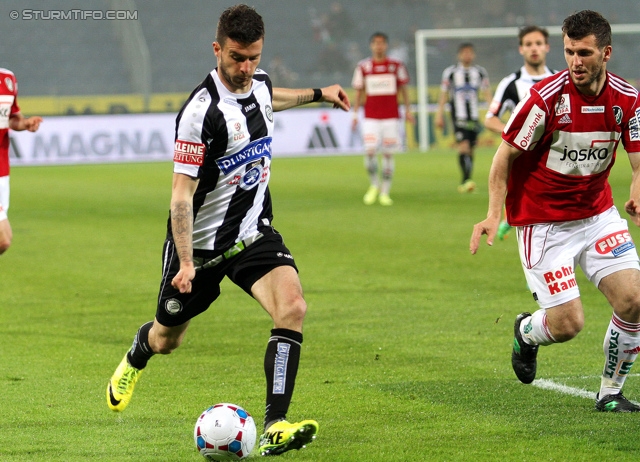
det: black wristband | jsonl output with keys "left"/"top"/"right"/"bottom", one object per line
{"left": 312, "top": 88, "right": 322, "bottom": 102}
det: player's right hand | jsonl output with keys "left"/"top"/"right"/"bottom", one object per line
{"left": 470, "top": 217, "right": 499, "bottom": 254}
{"left": 172, "top": 265, "right": 196, "bottom": 293}
{"left": 625, "top": 198, "right": 640, "bottom": 227}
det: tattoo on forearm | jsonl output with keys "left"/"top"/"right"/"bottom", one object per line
{"left": 171, "top": 200, "right": 193, "bottom": 263}
{"left": 297, "top": 91, "right": 314, "bottom": 105}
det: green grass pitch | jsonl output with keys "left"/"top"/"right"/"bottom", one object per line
{"left": 2, "top": 147, "right": 640, "bottom": 461}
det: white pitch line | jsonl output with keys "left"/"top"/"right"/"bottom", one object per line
{"left": 532, "top": 379, "right": 596, "bottom": 400}
{"left": 532, "top": 377, "right": 640, "bottom": 405}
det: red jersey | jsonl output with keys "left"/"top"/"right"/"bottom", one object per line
{"left": 502, "top": 70, "right": 640, "bottom": 226}
{"left": 351, "top": 57, "right": 409, "bottom": 119}
{"left": 0, "top": 68, "right": 20, "bottom": 177}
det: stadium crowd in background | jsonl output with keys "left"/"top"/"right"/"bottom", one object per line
{"left": 471, "top": 9, "right": 640, "bottom": 412}
{"left": 435, "top": 43, "right": 492, "bottom": 194}
{"left": 484, "top": 26, "right": 556, "bottom": 240}
{"left": 106, "top": 3, "right": 351, "bottom": 456}
{"left": 0, "top": 67, "right": 42, "bottom": 255}
{"left": 351, "top": 32, "right": 414, "bottom": 206}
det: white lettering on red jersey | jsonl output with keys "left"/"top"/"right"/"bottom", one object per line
{"left": 502, "top": 70, "right": 640, "bottom": 225}
{"left": 0, "top": 68, "right": 20, "bottom": 177}
{"left": 351, "top": 57, "right": 409, "bottom": 119}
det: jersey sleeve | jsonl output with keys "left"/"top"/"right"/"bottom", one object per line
{"left": 351, "top": 64, "right": 364, "bottom": 90}
{"left": 11, "top": 77, "right": 20, "bottom": 115}
{"left": 623, "top": 98, "right": 640, "bottom": 153}
{"left": 173, "top": 87, "right": 211, "bottom": 177}
{"left": 502, "top": 90, "right": 548, "bottom": 151}
{"left": 486, "top": 74, "right": 515, "bottom": 119}
{"left": 440, "top": 66, "right": 452, "bottom": 92}
{"left": 397, "top": 61, "right": 410, "bottom": 86}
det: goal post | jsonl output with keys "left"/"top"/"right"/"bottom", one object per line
{"left": 414, "top": 24, "right": 640, "bottom": 152}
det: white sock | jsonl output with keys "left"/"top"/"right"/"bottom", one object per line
{"left": 520, "top": 310, "right": 556, "bottom": 346}
{"left": 600, "top": 313, "right": 640, "bottom": 398}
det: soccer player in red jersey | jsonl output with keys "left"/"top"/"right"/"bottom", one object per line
{"left": 471, "top": 10, "right": 640, "bottom": 412}
{"left": 0, "top": 68, "right": 42, "bottom": 254}
{"left": 352, "top": 32, "right": 414, "bottom": 206}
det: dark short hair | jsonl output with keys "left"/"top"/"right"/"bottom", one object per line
{"left": 519, "top": 25, "right": 549, "bottom": 45}
{"left": 216, "top": 4, "right": 265, "bottom": 47}
{"left": 458, "top": 42, "right": 474, "bottom": 52}
{"left": 370, "top": 32, "right": 388, "bottom": 43}
{"left": 562, "top": 10, "right": 611, "bottom": 48}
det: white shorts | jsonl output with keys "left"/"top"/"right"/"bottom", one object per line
{"left": 362, "top": 118, "right": 401, "bottom": 153}
{"left": 517, "top": 206, "right": 640, "bottom": 309}
{"left": 0, "top": 176, "right": 9, "bottom": 221}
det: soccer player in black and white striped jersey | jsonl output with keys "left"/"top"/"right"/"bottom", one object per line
{"left": 484, "top": 26, "right": 556, "bottom": 240}
{"left": 106, "top": 4, "right": 350, "bottom": 456}
{"left": 436, "top": 43, "right": 492, "bottom": 193}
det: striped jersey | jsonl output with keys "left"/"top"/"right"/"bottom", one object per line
{"left": 486, "top": 66, "right": 555, "bottom": 120}
{"left": 440, "top": 63, "right": 490, "bottom": 122}
{"left": 502, "top": 70, "right": 640, "bottom": 226}
{"left": 351, "top": 57, "right": 410, "bottom": 119}
{"left": 0, "top": 68, "right": 20, "bottom": 177}
{"left": 170, "top": 68, "right": 274, "bottom": 258}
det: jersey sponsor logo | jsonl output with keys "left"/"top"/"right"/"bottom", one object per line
{"left": 555, "top": 94, "right": 570, "bottom": 115}
{"left": 547, "top": 131, "right": 617, "bottom": 176}
{"left": 543, "top": 265, "right": 577, "bottom": 295}
{"left": 629, "top": 109, "right": 640, "bottom": 141}
{"left": 595, "top": 231, "right": 635, "bottom": 256}
{"left": 513, "top": 106, "right": 545, "bottom": 149}
{"left": 174, "top": 140, "right": 205, "bottom": 165}
{"left": 216, "top": 136, "right": 272, "bottom": 174}
{"left": 364, "top": 73, "right": 397, "bottom": 96}
{"left": 0, "top": 103, "right": 11, "bottom": 128}
{"left": 613, "top": 106, "right": 623, "bottom": 125}
{"left": 581, "top": 106, "right": 605, "bottom": 113}
{"left": 227, "top": 164, "right": 269, "bottom": 189}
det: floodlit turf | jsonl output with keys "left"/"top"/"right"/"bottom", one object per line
{"left": 2, "top": 148, "right": 640, "bottom": 461}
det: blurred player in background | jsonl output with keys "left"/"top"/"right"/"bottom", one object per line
{"left": 0, "top": 68, "right": 42, "bottom": 255}
{"left": 484, "top": 26, "right": 556, "bottom": 240}
{"left": 351, "top": 32, "right": 414, "bottom": 206}
{"left": 106, "top": 4, "right": 351, "bottom": 456}
{"left": 471, "top": 10, "right": 640, "bottom": 412}
{"left": 436, "top": 43, "right": 491, "bottom": 193}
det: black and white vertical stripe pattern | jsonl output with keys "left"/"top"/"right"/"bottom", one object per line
{"left": 171, "top": 69, "right": 274, "bottom": 258}
{"left": 441, "top": 63, "right": 489, "bottom": 122}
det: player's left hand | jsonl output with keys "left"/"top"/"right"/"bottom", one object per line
{"left": 470, "top": 216, "right": 500, "bottom": 254}
{"left": 320, "top": 84, "right": 351, "bottom": 111}
{"left": 625, "top": 198, "right": 640, "bottom": 227}
{"left": 25, "top": 116, "right": 43, "bottom": 132}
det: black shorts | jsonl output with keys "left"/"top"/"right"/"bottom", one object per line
{"left": 453, "top": 120, "right": 480, "bottom": 147}
{"left": 155, "top": 228, "right": 298, "bottom": 327}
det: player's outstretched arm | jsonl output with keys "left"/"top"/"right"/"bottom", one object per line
{"left": 272, "top": 85, "right": 350, "bottom": 112}
{"left": 625, "top": 152, "right": 640, "bottom": 227}
{"left": 470, "top": 141, "right": 521, "bottom": 254}
{"left": 9, "top": 113, "right": 43, "bottom": 132}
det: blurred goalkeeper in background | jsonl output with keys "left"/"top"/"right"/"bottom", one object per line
{"left": 106, "top": 4, "right": 350, "bottom": 456}
{"left": 471, "top": 10, "right": 640, "bottom": 412}
{"left": 484, "top": 26, "right": 556, "bottom": 241}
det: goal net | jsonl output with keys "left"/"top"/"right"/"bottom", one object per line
{"left": 414, "top": 24, "right": 640, "bottom": 151}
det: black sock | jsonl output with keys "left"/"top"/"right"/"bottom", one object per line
{"left": 127, "top": 321, "right": 155, "bottom": 369}
{"left": 263, "top": 328, "right": 303, "bottom": 431}
{"left": 458, "top": 154, "right": 469, "bottom": 182}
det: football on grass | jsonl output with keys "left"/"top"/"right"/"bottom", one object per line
{"left": 194, "top": 403, "right": 257, "bottom": 461}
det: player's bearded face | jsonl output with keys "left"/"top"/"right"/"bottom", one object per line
{"left": 563, "top": 34, "right": 611, "bottom": 95}
{"left": 214, "top": 38, "right": 263, "bottom": 93}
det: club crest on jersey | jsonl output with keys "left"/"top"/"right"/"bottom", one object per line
{"left": 216, "top": 137, "right": 272, "bottom": 174}
{"left": 4, "top": 77, "right": 13, "bottom": 92}
{"left": 613, "top": 106, "right": 623, "bottom": 125}
{"left": 555, "top": 94, "right": 570, "bottom": 115}
{"left": 595, "top": 231, "right": 635, "bottom": 256}
{"left": 265, "top": 105, "right": 273, "bottom": 122}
